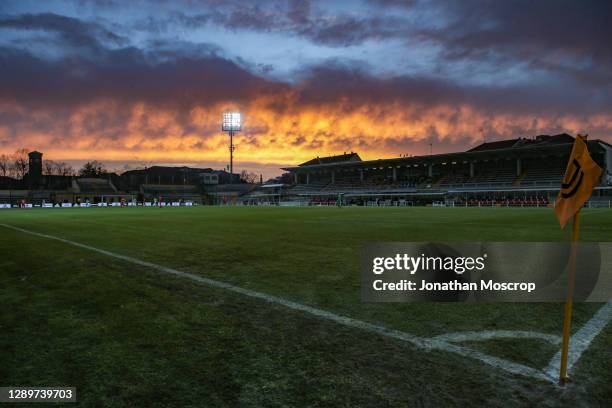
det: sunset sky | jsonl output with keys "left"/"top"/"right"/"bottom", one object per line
{"left": 0, "top": 0, "right": 611, "bottom": 177}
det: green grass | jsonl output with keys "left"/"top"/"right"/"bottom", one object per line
{"left": 1, "top": 206, "right": 610, "bottom": 407}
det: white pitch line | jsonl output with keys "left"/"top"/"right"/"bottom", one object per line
{"left": 433, "top": 330, "right": 561, "bottom": 345}
{"left": 2, "top": 223, "right": 554, "bottom": 382}
{"left": 544, "top": 301, "right": 612, "bottom": 379}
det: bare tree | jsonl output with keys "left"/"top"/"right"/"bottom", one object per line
{"left": 56, "top": 162, "right": 75, "bottom": 176}
{"left": 11, "top": 148, "right": 29, "bottom": 179}
{"left": 0, "top": 154, "right": 9, "bottom": 177}
{"left": 79, "top": 161, "right": 106, "bottom": 177}
{"left": 240, "top": 170, "right": 259, "bottom": 184}
{"left": 44, "top": 159, "right": 56, "bottom": 175}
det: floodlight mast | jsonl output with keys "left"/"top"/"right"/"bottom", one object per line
{"left": 229, "top": 130, "right": 235, "bottom": 176}
{"left": 222, "top": 111, "right": 241, "bottom": 177}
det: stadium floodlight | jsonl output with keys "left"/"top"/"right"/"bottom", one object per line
{"left": 221, "top": 111, "right": 241, "bottom": 176}
{"left": 222, "top": 111, "right": 241, "bottom": 131}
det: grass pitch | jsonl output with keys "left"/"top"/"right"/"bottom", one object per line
{"left": 1, "top": 206, "right": 611, "bottom": 407}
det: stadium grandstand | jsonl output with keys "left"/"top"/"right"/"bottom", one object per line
{"left": 262, "top": 133, "right": 612, "bottom": 207}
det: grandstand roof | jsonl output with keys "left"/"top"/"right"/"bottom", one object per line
{"left": 122, "top": 165, "right": 214, "bottom": 177}
{"left": 468, "top": 133, "right": 575, "bottom": 152}
{"left": 283, "top": 134, "right": 610, "bottom": 172}
{"left": 299, "top": 152, "right": 361, "bottom": 166}
{"left": 468, "top": 138, "right": 525, "bottom": 152}
{"left": 533, "top": 133, "right": 576, "bottom": 145}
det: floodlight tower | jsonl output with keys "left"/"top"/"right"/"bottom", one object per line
{"left": 222, "top": 111, "right": 241, "bottom": 177}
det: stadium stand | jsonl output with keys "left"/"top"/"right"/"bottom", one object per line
{"left": 279, "top": 134, "right": 612, "bottom": 206}
{"left": 141, "top": 184, "right": 203, "bottom": 203}
{"left": 519, "top": 158, "right": 566, "bottom": 187}
{"left": 75, "top": 178, "right": 117, "bottom": 194}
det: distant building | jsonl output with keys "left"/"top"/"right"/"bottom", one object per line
{"left": 28, "top": 151, "right": 43, "bottom": 176}
{"left": 200, "top": 172, "right": 219, "bottom": 185}
{"left": 0, "top": 150, "right": 268, "bottom": 206}
{"left": 25, "top": 151, "right": 43, "bottom": 189}
{"left": 121, "top": 166, "right": 214, "bottom": 189}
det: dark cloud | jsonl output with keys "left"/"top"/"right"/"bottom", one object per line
{"left": 419, "top": 0, "right": 612, "bottom": 85}
{"left": 169, "top": 3, "right": 406, "bottom": 47}
{"left": 296, "top": 15, "right": 402, "bottom": 46}
{"left": 0, "top": 12, "right": 126, "bottom": 51}
{"left": 162, "top": 0, "right": 612, "bottom": 87}
{"left": 0, "top": 34, "right": 610, "bottom": 118}
{"left": 287, "top": 0, "right": 311, "bottom": 25}
{"left": 115, "top": 0, "right": 612, "bottom": 94}
{"left": 295, "top": 63, "right": 612, "bottom": 115}
{"left": 0, "top": 43, "right": 286, "bottom": 109}
{"left": 365, "top": 0, "right": 417, "bottom": 7}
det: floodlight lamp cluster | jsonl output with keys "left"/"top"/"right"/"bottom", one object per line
{"left": 222, "top": 111, "right": 241, "bottom": 132}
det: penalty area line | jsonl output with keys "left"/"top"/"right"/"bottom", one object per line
{"left": 1, "top": 223, "right": 553, "bottom": 383}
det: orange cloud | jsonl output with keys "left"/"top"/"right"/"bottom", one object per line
{"left": 1, "top": 95, "right": 611, "bottom": 176}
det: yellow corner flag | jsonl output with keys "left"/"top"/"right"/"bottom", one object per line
{"left": 555, "top": 134, "right": 602, "bottom": 229}
{"left": 555, "top": 134, "right": 602, "bottom": 385}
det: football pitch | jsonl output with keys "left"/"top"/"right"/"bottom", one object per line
{"left": 1, "top": 206, "right": 611, "bottom": 407}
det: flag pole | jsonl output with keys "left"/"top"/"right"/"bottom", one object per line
{"left": 559, "top": 210, "right": 581, "bottom": 385}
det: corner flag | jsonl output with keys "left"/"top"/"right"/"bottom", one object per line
{"left": 554, "top": 134, "right": 602, "bottom": 385}
{"left": 554, "top": 134, "right": 602, "bottom": 229}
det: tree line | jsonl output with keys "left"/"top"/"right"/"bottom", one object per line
{"left": 0, "top": 149, "right": 35, "bottom": 179}
{"left": 0, "top": 149, "right": 108, "bottom": 179}
{"left": 1, "top": 148, "right": 260, "bottom": 183}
